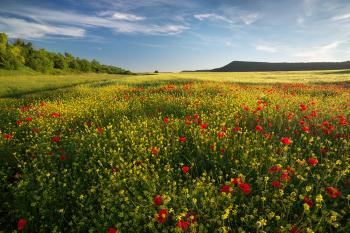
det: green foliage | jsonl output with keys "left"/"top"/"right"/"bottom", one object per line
{"left": 77, "top": 58, "right": 91, "bottom": 72}
{"left": 0, "top": 32, "right": 131, "bottom": 74}
{"left": 52, "top": 53, "right": 68, "bottom": 70}
{"left": 26, "top": 49, "right": 54, "bottom": 73}
{"left": 0, "top": 32, "right": 7, "bottom": 51}
{"left": 0, "top": 35, "right": 25, "bottom": 70}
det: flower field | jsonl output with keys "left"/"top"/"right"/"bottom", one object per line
{"left": 0, "top": 72, "right": 349, "bottom": 232}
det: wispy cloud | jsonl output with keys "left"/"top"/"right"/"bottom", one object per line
{"left": 332, "top": 13, "right": 350, "bottom": 21}
{"left": 293, "top": 41, "right": 342, "bottom": 61}
{"left": 0, "top": 5, "right": 190, "bottom": 38}
{"left": 255, "top": 44, "right": 278, "bottom": 53}
{"left": 194, "top": 13, "right": 232, "bottom": 23}
{"left": 84, "top": 0, "right": 197, "bottom": 11}
{"left": 240, "top": 13, "right": 260, "bottom": 25}
{"left": 194, "top": 8, "right": 260, "bottom": 26}
{"left": 111, "top": 12, "right": 145, "bottom": 21}
{"left": 98, "top": 11, "right": 145, "bottom": 21}
{"left": 0, "top": 16, "right": 85, "bottom": 39}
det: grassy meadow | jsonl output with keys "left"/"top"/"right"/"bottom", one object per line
{"left": 0, "top": 71, "right": 349, "bottom": 232}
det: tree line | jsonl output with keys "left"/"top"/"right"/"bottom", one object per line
{"left": 0, "top": 32, "right": 131, "bottom": 74}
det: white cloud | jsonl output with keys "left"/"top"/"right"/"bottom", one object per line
{"left": 241, "top": 13, "right": 260, "bottom": 25}
{"left": 85, "top": 0, "right": 197, "bottom": 11}
{"left": 194, "top": 9, "right": 259, "bottom": 26}
{"left": 109, "top": 12, "right": 145, "bottom": 21}
{"left": 293, "top": 41, "right": 342, "bottom": 61}
{"left": 0, "top": 16, "right": 85, "bottom": 39}
{"left": 194, "top": 13, "right": 232, "bottom": 23}
{"left": 332, "top": 13, "right": 350, "bottom": 21}
{"left": 255, "top": 44, "right": 277, "bottom": 53}
{"left": 111, "top": 22, "right": 189, "bottom": 35}
{"left": 0, "top": 7, "right": 189, "bottom": 37}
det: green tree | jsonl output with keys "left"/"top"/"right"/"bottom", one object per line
{"left": 0, "top": 34, "right": 25, "bottom": 70}
{"left": 0, "top": 32, "right": 131, "bottom": 74}
{"left": 0, "top": 33, "right": 8, "bottom": 68}
{"left": 52, "top": 53, "right": 68, "bottom": 70}
{"left": 26, "top": 49, "right": 54, "bottom": 73}
{"left": 77, "top": 58, "right": 91, "bottom": 72}
{"left": 91, "top": 59, "right": 101, "bottom": 72}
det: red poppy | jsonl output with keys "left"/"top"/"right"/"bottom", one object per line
{"left": 303, "top": 196, "right": 314, "bottom": 208}
{"left": 200, "top": 123, "right": 208, "bottom": 129}
{"left": 163, "top": 117, "right": 169, "bottom": 124}
{"left": 176, "top": 220, "right": 190, "bottom": 230}
{"left": 239, "top": 183, "right": 251, "bottom": 194}
{"left": 151, "top": 147, "right": 159, "bottom": 155}
{"left": 255, "top": 125, "right": 263, "bottom": 132}
{"left": 326, "top": 187, "right": 341, "bottom": 199}
{"left": 194, "top": 114, "right": 199, "bottom": 119}
{"left": 18, "top": 218, "right": 28, "bottom": 231}
{"left": 280, "top": 172, "right": 291, "bottom": 181}
{"left": 96, "top": 127, "right": 104, "bottom": 134}
{"left": 301, "top": 126, "right": 310, "bottom": 133}
{"left": 231, "top": 177, "right": 243, "bottom": 185}
{"left": 51, "top": 113, "right": 61, "bottom": 118}
{"left": 291, "top": 226, "right": 300, "bottom": 233}
{"left": 179, "top": 136, "right": 187, "bottom": 143}
{"left": 153, "top": 195, "right": 162, "bottom": 206}
{"left": 307, "top": 157, "right": 318, "bottom": 166}
{"left": 339, "top": 117, "right": 348, "bottom": 126}
{"left": 288, "top": 112, "right": 295, "bottom": 120}
{"left": 322, "top": 121, "right": 329, "bottom": 126}
{"left": 157, "top": 209, "right": 168, "bottom": 224}
{"left": 16, "top": 120, "right": 23, "bottom": 126}
{"left": 271, "top": 180, "right": 281, "bottom": 188}
{"left": 59, "top": 155, "right": 66, "bottom": 161}
{"left": 182, "top": 165, "right": 190, "bottom": 173}
{"left": 3, "top": 134, "right": 13, "bottom": 140}
{"left": 51, "top": 136, "right": 60, "bottom": 143}
{"left": 280, "top": 137, "right": 292, "bottom": 145}
{"left": 299, "top": 104, "right": 307, "bottom": 111}
{"left": 232, "top": 127, "right": 241, "bottom": 132}
{"left": 268, "top": 165, "right": 281, "bottom": 174}
{"left": 220, "top": 185, "right": 233, "bottom": 193}
{"left": 217, "top": 131, "right": 225, "bottom": 138}
{"left": 107, "top": 227, "right": 117, "bottom": 233}
{"left": 286, "top": 165, "right": 295, "bottom": 174}
{"left": 243, "top": 105, "right": 250, "bottom": 111}
{"left": 25, "top": 117, "right": 33, "bottom": 122}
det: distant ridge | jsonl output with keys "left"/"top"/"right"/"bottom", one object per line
{"left": 184, "top": 61, "right": 350, "bottom": 72}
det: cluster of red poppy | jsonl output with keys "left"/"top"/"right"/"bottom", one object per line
{"left": 220, "top": 177, "right": 251, "bottom": 195}
{"left": 153, "top": 194, "right": 196, "bottom": 230}
{"left": 326, "top": 187, "right": 342, "bottom": 199}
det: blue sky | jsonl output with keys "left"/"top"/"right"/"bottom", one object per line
{"left": 0, "top": 0, "right": 350, "bottom": 72}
